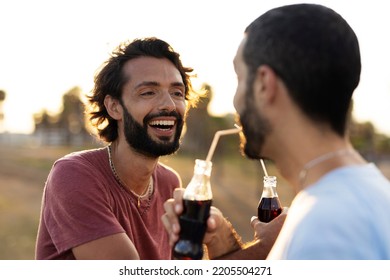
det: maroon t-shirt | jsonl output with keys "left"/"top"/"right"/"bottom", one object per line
{"left": 35, "top": 147, "right": 181, "bottom": 259}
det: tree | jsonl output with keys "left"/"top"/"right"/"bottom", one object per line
{"left": 0, "top": 90, "right": 5, "bottom": 102}
{"left": 180, "top": 83, "right": 239, "bottom": 160}
{"left": 33, "top": 86, "right": 91, "bottom": 146}
{"left": 181, "top": 83, "right": 216, "bottom": 157}
{"left": 0, "top": 90, "right": 6, "bottom": 132}
{"left": 58, "top": 87, "right": 88, "bottom": 145}
{"left": 349, "top": 118, "right": 390, "bottom": 159}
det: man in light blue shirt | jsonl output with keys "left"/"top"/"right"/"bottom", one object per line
{"left": 162, "top": 3, "right": 390, "bottom": 260}
{"left": 268, "top": 164, "right": 390, "bottom": 259}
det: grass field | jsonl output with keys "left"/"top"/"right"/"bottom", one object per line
{"left": 1, "top": 143, "right": 389, "bottom": 260}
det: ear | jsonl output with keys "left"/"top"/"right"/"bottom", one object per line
{"left": 104, "top": 95, "right": 123, "bottom": 120}
{"left": 254, "top": 65, "right": 278, "bottom": 104}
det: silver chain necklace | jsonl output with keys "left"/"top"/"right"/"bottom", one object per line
{"left": 107, "top": 145, "right": 153, "bottom": 213}
{"left": 299, "top": 148, "right": 355, "bottom": 187}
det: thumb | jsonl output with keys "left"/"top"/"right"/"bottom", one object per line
{"left": 250, "top": 216, "right": 260, "bottom": 229}
{"left": 207, "top": 215, "right": 217, "bottom": 231}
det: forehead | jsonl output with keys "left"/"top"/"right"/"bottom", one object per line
{"left": 123, "top": 56, "right": 183, "bottom": 84}
{"left": 233, "top": 37, "right": 247, "bottom": 71}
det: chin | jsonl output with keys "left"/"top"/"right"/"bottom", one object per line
{"left": 244, "top": 150, "right": 261, "bottom": 160}
{"left": 240, "top": 142, "right": 259, "bottom": 160}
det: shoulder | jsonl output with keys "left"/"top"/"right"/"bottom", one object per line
{"left": 56, "top": 147, "right": 107, "bottom": 166}
{"left": 47, "top": 147, "right": 109, "bottom": 192}
{"left": 155, "top": 162, "right": 182, "bottom": 188}
{"left": 282, "top": 164, "right": 390, "bottom": 259}
{"left": 156, "top": 161, "right": 179, "bottom": 175}
{"left": 51, "top": 147, "right": 107, "bottom": 174}
{"left": 309, "top": 163, "right": 390, "bottom": 208}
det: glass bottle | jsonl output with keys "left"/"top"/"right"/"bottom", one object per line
{"left": 173, "top": 159, "right": 213, "bottom": 260}
{"left": 257, "top": 175, "right": 282, "bottom": 223}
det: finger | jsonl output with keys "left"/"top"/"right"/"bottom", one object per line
{"left": 207, "top": 206, "right": 222, "bottom": 230}
{"left": 161, "top": 198, "right": 180, "bottom": 247}
{"left": 206, "top": 215, "right": 217, "bottom": 231}
{"left": 163, "top": 198, "right": 175, "bottom": 217}
{"left": 163, "top": 198, "right": 180, "bottom": 232}
{"left": 161, "top": 213, "right": 179, "bottom": 247}
{"left": 250, "top": 216, "right": 264, "bottom": 240}
{"left": 172, "top": 188, "right": 184, "bottom": 214}
{"left": 203, "top": 207, "right": 223, "bottom": 245}
{"left": 250, "top": 216, "right": 260, "bottom": 229}
{"left": 274, "top": 210, "right": 287, "bottom": 225}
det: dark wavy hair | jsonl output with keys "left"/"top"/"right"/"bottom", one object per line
{"left": 87, "top": 37, "right": 198, "bottom": 142}
{"left": 244, "top": 4, "right": 361, "bottom": 136}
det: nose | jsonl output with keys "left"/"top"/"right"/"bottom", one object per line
{"left": 158, "top": 92, "right": 176, "bottom": 112}
{"left": 233, "top": 90, "right": 241, "bottom": 112}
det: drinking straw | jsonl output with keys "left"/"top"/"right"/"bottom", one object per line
{"left": 205, "top": 126, "right": 241, "bottom": 162}
{"left": 260, "top": 159, "right": 269, "bottom": 177}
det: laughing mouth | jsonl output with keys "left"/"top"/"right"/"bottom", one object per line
{"left": 149, "top": 119, "right": 175, "bottom": 131}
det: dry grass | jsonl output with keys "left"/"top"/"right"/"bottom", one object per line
{"left": 0, "top": 145, "right": 73, "bottom": 259}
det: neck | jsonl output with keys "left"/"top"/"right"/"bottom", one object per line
{"left": 270, "top": 125, "right": 366, "bottom": 191}
{"left": 108, "top": 142, "right": 157, "bottom": 195}
{"left": 298, "top": 148, "right": 356, "bottom": 188}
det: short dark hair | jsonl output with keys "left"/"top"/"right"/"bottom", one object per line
{"left": 244, "top": 4, "right": 361, "bottom": 136}
{"left": 87, "top": 37, "right": 197, "bottom": 142}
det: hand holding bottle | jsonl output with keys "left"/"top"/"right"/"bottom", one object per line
{"left": 171, "top": 159, "right": 213, "bottom": 259}
{"left": 163, "top": 126, "right": 242, "bottom": 259}
{"left": 251, "top": 208, "right": 288, "bottom": 242}
{"left": 162, "top": 187, "right": 233, "bottom": 259}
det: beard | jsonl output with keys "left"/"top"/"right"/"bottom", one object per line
{"left": 122, "top": 106, "right": 184, "bottom": 158}
{"left": 237, "top": 77, "right": 272, "bottom": 160}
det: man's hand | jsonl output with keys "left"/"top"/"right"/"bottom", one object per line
{"left": 251, "top": 207, "right": 287, "bottom": 240}
{"left": 214, "top": 208, "right": 287, "bottom": 260}
{"left": 161, "top": 188, "right": 242, "bottom": 259}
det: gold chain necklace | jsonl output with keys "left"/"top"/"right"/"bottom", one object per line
{"left": 299, "top": 148, "right": 355, "bottom": 187}
{"left": 107, "top": 145, "right": 153, "bottom": 210}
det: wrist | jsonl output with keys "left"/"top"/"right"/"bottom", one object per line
{"left": 206, "top": 218, "right": 243, "bottom": 259}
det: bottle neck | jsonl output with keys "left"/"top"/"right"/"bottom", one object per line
{"left": 262, "top": 175, "right": 278, "bottom": 198}
{"left": 194, "top": 159, "right": 212, "bottom": 176}
{"left": 183, "top": 159, "right": 213, "bottom": 201}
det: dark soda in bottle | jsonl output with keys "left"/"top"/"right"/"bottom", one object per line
{"left": 257, "top": 175, "right": 282, "bottom": 223}
{"left": 173, "top": 159, "right": 213, "bottom": 260}
{"left": 173, "top": 199, "right": 212, "bottom": 259}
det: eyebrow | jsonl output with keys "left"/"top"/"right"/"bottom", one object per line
{"left": 134, "top": 81, "right": 159, "bottom": 89}
{"left": 134, "top": 81, "right": 185, "bottom": 89}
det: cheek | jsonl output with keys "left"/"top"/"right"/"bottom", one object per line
{"left": 126, "top": 105, "right": 147, "bottom": 123}
{"left": 175, "top": 100, "right": 187, "bottom": 115}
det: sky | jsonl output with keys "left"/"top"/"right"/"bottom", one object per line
{"left": 0, "top": 0, "right": 389, "bottom": 135}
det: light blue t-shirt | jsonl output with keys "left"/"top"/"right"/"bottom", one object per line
{"left": 268, "top": 163, "right": 390, "bottom": 259}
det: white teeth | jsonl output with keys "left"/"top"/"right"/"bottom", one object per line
{"left": 149, "top": 120, "right": 175, "bottom": 126}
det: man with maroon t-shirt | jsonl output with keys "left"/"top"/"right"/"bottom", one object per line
{"left": 35, "top": 37, "right": 199, "bottom": 259}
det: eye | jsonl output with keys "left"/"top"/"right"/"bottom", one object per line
{"left": 171, "top": 89, "right": 185, "bottom": 99}
{"left": 140, "top": 91, "right": 155, "bottom": 96}
{"left": 173, "top": 91, "right": 184, "bottom": 98}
